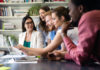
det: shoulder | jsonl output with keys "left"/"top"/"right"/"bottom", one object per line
{"left": 57, "top": 29, "right": 61, "bottom": 34}
{"left": 68, "top": 27, "right": 78, "bottom": 32}
{"left": 83, "top": 10, "right": 100, "bottom": 17}
{"left": 32, "top": 30, "right": 42, "bottom": 35}
{"left": 80, "top": 10, "right": 100, "bottom": 24}
{"left": 19, "top": 32, "right": 26, "bottom": 37}
{"left": 67, "top": 27, "right": 78, "bottom": 36}
{"left": 79, "top": 10, "right": 100, "bottom": 29}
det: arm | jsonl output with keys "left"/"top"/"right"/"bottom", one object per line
{"left": 16, "top": 31, "right": 63, "bottom": 56}
{"left": 60, "top": 42, "right": 66, "bottom": 51}
{"left": 37, "top": 32, "right": 44, "bottom": 48}
{"left": 62, "top": 17, "right": 97, "bottom": 65}
{"left": 47, "top": 51, "right": 67, "bottom": 61}
{"left": 47, "top": 33, "right": 51, "bottom": 45}
{"left": 18, "top": 33, "right": 22, "bottom": 44}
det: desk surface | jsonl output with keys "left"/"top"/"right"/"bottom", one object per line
{"left": 4, "top": 59, "right": 100, "bottom": 70}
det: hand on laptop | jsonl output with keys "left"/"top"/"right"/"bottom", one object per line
{"left": 15, "top": 44, "right": 24, "bottom": 50}
{"left": 11, "top": 46, "right": 22, "bottom": 55}
{"left": 15, "top": 44, "right": 29, "bottom": 55}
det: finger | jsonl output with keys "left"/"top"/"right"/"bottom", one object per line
{"left": 54, "top": 52, "right": 61, "bottom": 57}
{"left": 56, "top": 57, "right": 61, "bottom": 60}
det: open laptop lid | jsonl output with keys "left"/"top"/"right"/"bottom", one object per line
{"left": 6, "top": 36, "right": 37, "bottom": 63}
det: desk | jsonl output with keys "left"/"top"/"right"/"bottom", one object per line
{"left": 4, "top": 59, "right": 100, "bottom": 70}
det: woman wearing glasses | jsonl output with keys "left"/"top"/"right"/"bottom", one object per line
{"left": 18, "top": 15, "right": 44, "bottom": 49}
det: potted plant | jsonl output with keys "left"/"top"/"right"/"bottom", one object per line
{"left": 28, "top": 4, "right": 41, "bottom": 16}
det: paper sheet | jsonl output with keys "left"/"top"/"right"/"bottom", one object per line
{"left": 1, "top": 55, "right": 38, "bottom": 64}
{"left": 4, "top": 58, "right": 38, "bottom": 64}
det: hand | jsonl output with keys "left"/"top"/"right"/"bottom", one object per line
{"left": 15, "top": 44, "right": 24, "bottom": 50}
{"left": 47, "top": 51, "right": 65, "bottom": 61}
{"left": 15, "top": 44, "right": 29, "bottom": 55}
{"left": 61, "top": 22, "right": 70, "bottom": 36}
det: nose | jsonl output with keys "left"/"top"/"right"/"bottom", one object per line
{"left": 46, "top": 22, "right": 50, "bottom": 26}
{"left": 52, "top": 20, "right": 54, "bottom": 24}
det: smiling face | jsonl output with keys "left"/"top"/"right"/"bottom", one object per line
{"left": 45, "top": 15, "right": 55, "bottom": 31}
{"left": 52, "top": 12, "right": 62, "bottom": 28}
{"left": 45, "top": 15, "right": 52, "bottom": 26}
{"left": 24, "top": 18, "right": 34, "bottom": 32}
{"left": 39, "top": 9, "right": 46, "bottom": 21}
{"left": 68, "top": 0, "right": 82, "bottom": 22}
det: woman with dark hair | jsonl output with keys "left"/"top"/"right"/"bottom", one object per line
{"left": 18, "top": 15, "right": 44, "bottom": 49}
{"left": 22, "top": 15, "right": 36, "bottom": 32}
{"left": 37, "top": 6, "right": 50, "bottom": 47}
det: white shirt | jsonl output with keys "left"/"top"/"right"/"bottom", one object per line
{"left": 57, "top": 27, "right": 78, "bottom": 45}
{"left": 19, "top": 30, "right": 44, "bottom": 48}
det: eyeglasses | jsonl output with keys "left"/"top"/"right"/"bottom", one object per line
{"left": 25, "top": 22, "right": 33, "bottom": 24}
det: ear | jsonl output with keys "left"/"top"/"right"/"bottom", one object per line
{"left": 61, "top": 16, "right": 65, "bottom": 22}
{"left": 78, "top": 5, "right": 84, "bottom": 13}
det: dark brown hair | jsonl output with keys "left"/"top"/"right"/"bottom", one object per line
{"left": 52, "top": 6, "right": 70, "bottom": 22}
{"left": 71, "top": 0, "right": 100, "bottom": 12}
{"left": 39, "top": 6, "right": 50, "bottom": 32}
{"left": 22, "top": 15, "right": 36, "bottom": 32}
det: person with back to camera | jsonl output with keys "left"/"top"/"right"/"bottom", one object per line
{"left": 48, "top": 0, "right": 100, "bottom": 66}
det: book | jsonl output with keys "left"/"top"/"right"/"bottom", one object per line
{"left": 0, "top": 19, "right": 3, "bottom": 29}
{"left": 8, "top": 7, "right": 12, "bottom": 16}
{"left": 3, "top": 23, "right": 15, "bottom": 30}
{"left": 0, "top": 8, "right": 3, "bottom": 16}
{"left": 53, "top": 0, "right": 65, "bottom": 2}
{"left": 13, "top": 9, "right": 28, "bottom": 16}
{"left": 0, "top": 0, "right": 3, "bottom": 2}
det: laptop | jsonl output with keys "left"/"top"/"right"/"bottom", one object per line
{"left": 4, "top": 36, "right": 38, "bottom": 63}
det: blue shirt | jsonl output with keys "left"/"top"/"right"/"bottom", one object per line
{"left": 49, "top": 30, "right": 61, "bottom": 50}
{"left": 49, "top": 30, "right": 56, "bottom": 40}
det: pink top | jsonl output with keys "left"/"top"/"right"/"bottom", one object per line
{"left": 63, "top": 10, "right": 100, "bottom": 65}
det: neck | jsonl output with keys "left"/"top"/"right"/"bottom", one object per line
{"left": 26, "top": 31, "right": 32, "bottom": 36}
{"left": 62, "top": 21, "right": 67, "bottom": 25}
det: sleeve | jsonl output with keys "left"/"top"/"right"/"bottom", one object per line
{"left": 37, "top": 32, "right": 44, "bottom": 48}
{"left": 63, "top": 16, "right": 97, "bottom": 65}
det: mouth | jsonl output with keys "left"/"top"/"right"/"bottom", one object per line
{"left": 41, "top": 16, "right": 45, "bottom": 19}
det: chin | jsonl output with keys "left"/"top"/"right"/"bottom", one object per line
{"left": 41, "top": 18, "right": 45, "bottom": 21}
{"left": 28, "top": 29, "right": 33, "bottom": 32}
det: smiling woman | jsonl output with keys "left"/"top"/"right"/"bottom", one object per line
{"left": 15, "top": 6, "right": 78, "bottom": 57}
{"left": 18, "top": 15, "right": 44, "bottom": 49}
